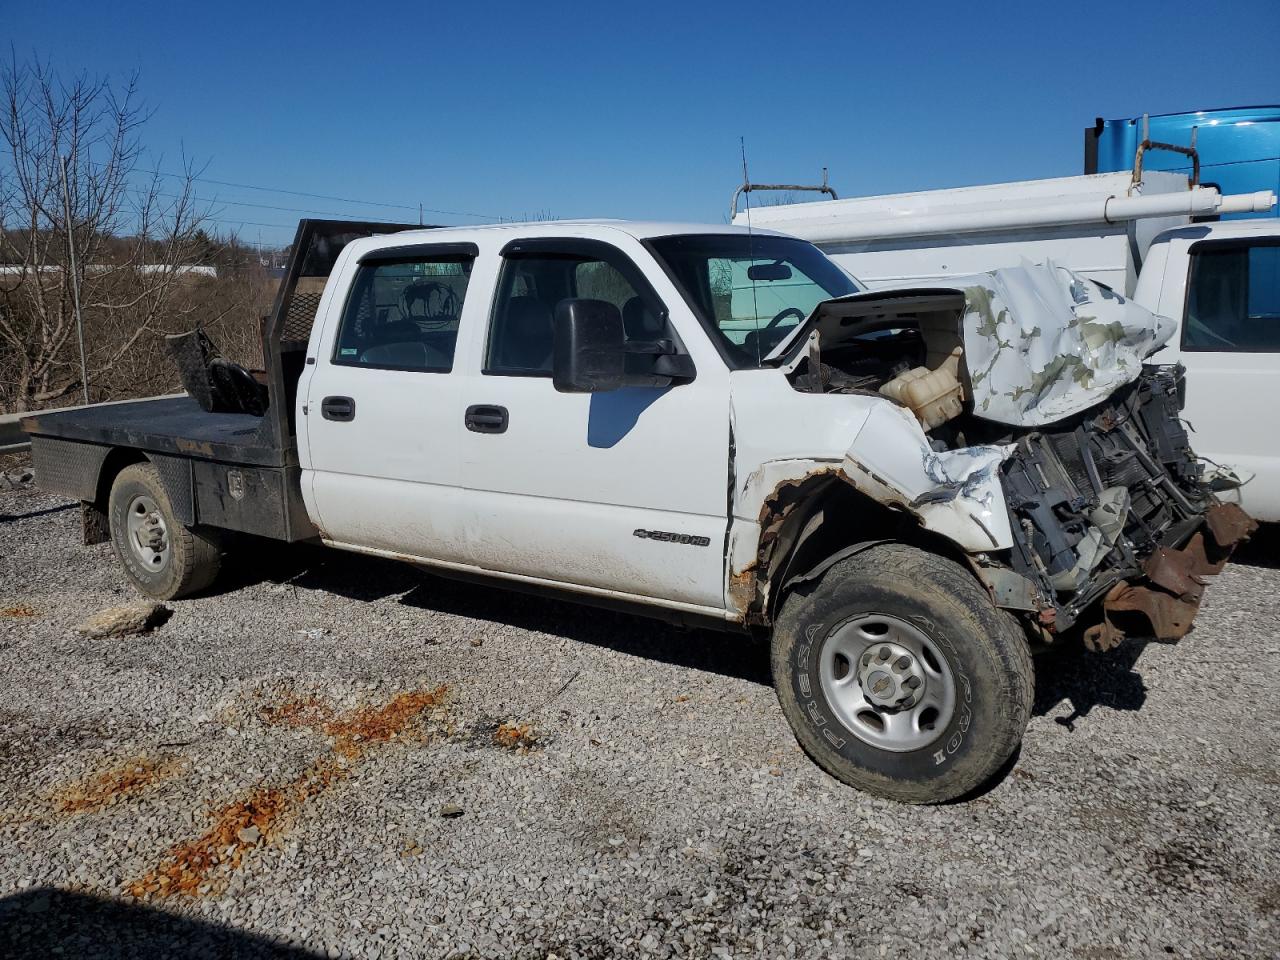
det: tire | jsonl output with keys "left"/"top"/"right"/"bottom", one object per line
{"left": 107, "top": 462, "right": 221, "bottom": 600}
{"left": 771, "top": 543, "right": 1033, "bottom": 804}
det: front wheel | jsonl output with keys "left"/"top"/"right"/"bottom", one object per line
{"left": 771, "top": 543, "right": 1033, "bottom": 803}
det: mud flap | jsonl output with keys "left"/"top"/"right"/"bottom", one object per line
{"left": 81, "top": 501, "right": 110, "bottom": 545}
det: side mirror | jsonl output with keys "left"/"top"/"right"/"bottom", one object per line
{"left": 553, "top": 299, "right": 626, "bottom": 393}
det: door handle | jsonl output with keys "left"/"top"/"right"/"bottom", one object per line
{"left": 465, "top": 404, "right": 508, "bottom": 434}
{"left": 321, "top": 396, "right": 356, "bottom": 422}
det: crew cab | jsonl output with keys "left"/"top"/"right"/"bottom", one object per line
{"left": 22, "top": 219, "right": 1252, "bottom": 803}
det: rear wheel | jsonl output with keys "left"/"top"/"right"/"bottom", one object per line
{"left": 107, "top": 462, "right": 221, "bottom": 600}
{"left": 771, "top": 543, "right": 1033, "bottom": 803}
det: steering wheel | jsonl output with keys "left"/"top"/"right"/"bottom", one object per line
{"left": 401, "top": 280, "right": 458, "bottom": 325}
{"left": 766, "top": 307, "right": 806, "bottom": 329}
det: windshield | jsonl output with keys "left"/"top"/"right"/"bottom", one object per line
{"left": 647, "top": 233, "right": 860, "bottom": 368}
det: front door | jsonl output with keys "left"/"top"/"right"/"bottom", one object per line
{"left": 302, "top": 241, "right": 479, "bottom": 561}
{"left": 454, "top": 238, "right": 730, "bottom": 611}
{"left": 1170, "top": 237, "right": 1280, "bottom": 519}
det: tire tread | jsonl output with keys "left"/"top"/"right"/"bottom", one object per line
{"left": 772, "top": 543, "right": 1033, "bottom": 803}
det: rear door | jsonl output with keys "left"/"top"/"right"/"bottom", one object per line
{"left": 301, "top": 241, "right": 479, "bottom": 560}
{"left": 452, "top": 236, "right": 731, "bottom": 611}
{"left": 1168, "top": 237, "right": 1280, "bottom": 519}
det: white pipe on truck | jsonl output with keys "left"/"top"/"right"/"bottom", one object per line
{"left": 776, "top": 188, "right": 1277, "bottom": 244}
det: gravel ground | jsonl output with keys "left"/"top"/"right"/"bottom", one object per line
{"left": 1, "top": 450, "right": 1278, "bottom": 959}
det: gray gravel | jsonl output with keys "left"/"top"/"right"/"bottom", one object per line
{"left": 1, "top": 450, "right": 1278, "bottom": 959}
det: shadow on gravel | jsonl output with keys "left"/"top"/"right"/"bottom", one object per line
{"left": 1031, "top": 639, "right": 1150, "bottom": 729}
{"left": 1231, "top": 520, "right": 1279, "bottom": 570}
{"left": 212, "top": 537, "right": 417, "bottom": 602}
{"left": 402, "top": 577, "right": 773, "bottom": 686}
{"left": 0, "top": 887, "right": 321, "bottom": 959}
{"left": 211, "top": 539, "right": 774, "bottom": 686}
{"left": 0, "top": 502, "right": 75, "bottom": 524}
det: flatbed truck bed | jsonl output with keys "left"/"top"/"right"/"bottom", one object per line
{"left": 22, "top": 397, "right": 287, "bottom": 467}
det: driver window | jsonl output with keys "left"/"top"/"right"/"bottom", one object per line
{"left": 333, "top": 255, "right": 472, "bottom": 371}
{"left": 485, "top": 254, "right": 660, "bottom": 376}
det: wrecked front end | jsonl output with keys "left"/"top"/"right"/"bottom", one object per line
{"left": 777, "top": 262, "right": 1256, "bottom": 649}
{"left": 991, "top": 365, "right": 1254, "bottom": 649}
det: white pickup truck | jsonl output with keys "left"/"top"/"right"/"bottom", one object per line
{"left": 22, "top": 218, "right": 1252, "bottom": 803}
{"left": 1138, "top": 218, "right": 1280, "bottom": 520}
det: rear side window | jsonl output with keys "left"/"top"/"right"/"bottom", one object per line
{"left": 1183, "top": 242, "right": 1280, "bottom": 352}
{"left": 485, "top": 253, "right": 664, "bottom": 376}
{"left": 333, "top": 255, "right": 472, "bottom": 371}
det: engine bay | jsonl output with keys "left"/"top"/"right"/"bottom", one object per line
{"left": 781, "top": 274, "right": 1252, "bottom": 645}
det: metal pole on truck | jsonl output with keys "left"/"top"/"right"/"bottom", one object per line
{"left": 59, "top": 155, "right": 90, "bottom": 406}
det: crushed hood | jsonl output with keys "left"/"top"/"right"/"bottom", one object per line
{"left": 771, "top": 260, "right": 1176, "bottom": 427}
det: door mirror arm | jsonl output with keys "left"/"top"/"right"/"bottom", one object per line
{"left": 651, "top": 353, "right": 696, "bottom": 380}
{"left": 624, "top": 338, "right": 675, "bottom": 356}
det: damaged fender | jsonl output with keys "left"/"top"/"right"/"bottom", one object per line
{"left": 841, "top": 402, "right": 1014, "bottom": 552}
{"left": 728, "top": 401, "right": 1018, "bottom": 622}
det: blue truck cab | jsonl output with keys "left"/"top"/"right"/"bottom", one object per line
{"left": 1086, "top": 106, "right": 1280, "bottom": 219}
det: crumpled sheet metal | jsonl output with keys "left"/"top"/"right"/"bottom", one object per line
{"left": 1082, "top": 503, "right": 1257, "bottom": 652}
{"left": 957, "top": 261, "right": 1175, "bottom": 427}
{"left": 841, "top": 402, "right": 1014, "bottom": 552}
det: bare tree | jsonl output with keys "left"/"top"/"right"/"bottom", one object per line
{"left": 0, "top": 56, "right": 209, "bottom": 411}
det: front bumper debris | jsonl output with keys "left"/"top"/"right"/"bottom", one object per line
{"left": 1082, "top": 503, "right": 1258, "bottom": 652}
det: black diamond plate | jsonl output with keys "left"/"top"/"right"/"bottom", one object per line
{"left": 147, "top": 454, "right": 195, "bottom": 526}
{"left": 30, "top": 437, "right": 112, "bottom": 502}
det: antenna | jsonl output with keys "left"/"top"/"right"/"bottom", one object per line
{"left": 740, "top": 137, "right": 763, "bottom": 365}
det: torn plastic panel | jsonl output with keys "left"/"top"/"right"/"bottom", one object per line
{"left": 726, "top": 403, "right": 1019, "bottom": 624}
{"left": 743, "top": 363, "right": 1245, "bottom": 650}
{"left": 752, "top": 261, "right": 1245, "bottom": 641}
{"left": 167, "top": 330, "right": 268, "bottom": 416}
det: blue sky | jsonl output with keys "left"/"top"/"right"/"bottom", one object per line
{"left": 7, "top": 0, "right": 1278, "bottom": 246}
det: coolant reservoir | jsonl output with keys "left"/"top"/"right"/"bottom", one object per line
{"left": 879, "top": 347, "right": 965, "bottom": 430}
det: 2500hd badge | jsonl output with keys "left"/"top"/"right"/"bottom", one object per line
{"left": 633, "top": 529, "right": 711, "bottom": 547}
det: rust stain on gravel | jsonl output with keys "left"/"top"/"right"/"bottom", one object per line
{"left": 128, "top": 685, "right": 447, "bottom": 900}
{"left": 126, "top": 757, "right": 346, "bottom": 899}
{"left": 0, "top": 604, "right": 37, "bottom": 617}
{"left": 256, "top": 696, "right": 336, "bottom": 731}
{"left": 260, "top": 687, "right": 448, "bottom": 758}
{"left": 55, "top": 754, "right": 186, "bottom": 813}
{"left": 492, "top": 721, "right": 541, "bottom": 753}
{"left": 319, "top": 688, "right": 448, "bottom": 759}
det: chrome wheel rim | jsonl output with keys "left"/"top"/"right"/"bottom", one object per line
{"left": 125, "top": 494, "right": 170, "bottom": 573}
{"left": 818, "top": 613, "right": 956, "bottom": 753}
